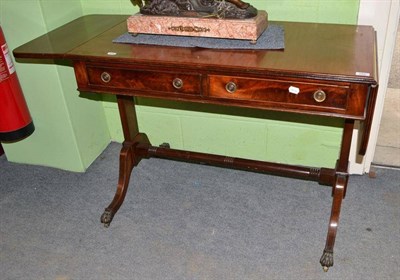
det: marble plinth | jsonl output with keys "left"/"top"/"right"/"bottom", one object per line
{"left": 127, "top": 11, "right": 268, "bottom": 42}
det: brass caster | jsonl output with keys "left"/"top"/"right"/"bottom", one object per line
{"left": 101, "top": 209, "right": 114, "bottom": 228}
{"left": 320, "top": 249, "right": 333, "bottom": 272}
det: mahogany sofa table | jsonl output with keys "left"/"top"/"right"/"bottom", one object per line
{"left": 13, "top": 15, "right": 379, "bottom": 271}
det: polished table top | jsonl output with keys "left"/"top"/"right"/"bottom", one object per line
{"left": 14, "top": 15, "right": 377, "bottom": 86}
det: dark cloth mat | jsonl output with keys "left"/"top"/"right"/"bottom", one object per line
{"left": 113, "top": 24, "right": 284, "bottom": 50}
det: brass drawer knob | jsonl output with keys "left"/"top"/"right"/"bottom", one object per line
{"left": 225, "top": 81, "right": 237, "bottom": 94}
{"left": 172, "top": 78, "right": 183, "bottom": 89}
{"left": 313, "top": 89, "right": 327, "bottom": 103}
{"left": 100, "top": 72, "right": 111, "bottom": 83}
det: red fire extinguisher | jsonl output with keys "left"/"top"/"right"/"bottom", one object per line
{"left": 0, "top": 26, "right": 34, "bottom": 142}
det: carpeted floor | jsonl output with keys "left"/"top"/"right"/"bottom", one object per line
{"left": 1, "top": 142, "right": 399, "bottom": 280}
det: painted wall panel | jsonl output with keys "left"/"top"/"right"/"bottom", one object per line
{"left": 0, "top": 0, "right": 111, "bottom": 171}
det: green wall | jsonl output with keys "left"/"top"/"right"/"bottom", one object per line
{"left": 0, "top": 0, "right": 360, "bottom": 171}
{"left": 0, "top": 0, "right": 111, "bottom": 171}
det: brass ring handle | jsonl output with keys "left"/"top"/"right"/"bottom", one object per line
{"left": 313, "top": 89, "right": 327, "bottom": 103}
{"left": 172, "top": 78, "right": 183, "bottom": 89}
{"left": 100, "top": 72, "right": 111, "bottom": 83}
{"left": 225, "top": 81, "right": 237, "bottom": 94}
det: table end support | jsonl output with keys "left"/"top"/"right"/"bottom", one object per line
{"left": 101, "top": 134, "right": 150, "bottom": 228}
{"left": 319, "top": 174, "right": 347, "bottom": 271}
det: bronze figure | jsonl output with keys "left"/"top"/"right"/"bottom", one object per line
{"left": 133, "top": 0, "right": 257, "bottom": 19}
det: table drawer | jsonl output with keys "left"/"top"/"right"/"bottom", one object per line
{"left": 208, "top": 75, "right": 349, "bottom": 110}
{"left": 87, "top": 67, "right": 202, "bottom": 95}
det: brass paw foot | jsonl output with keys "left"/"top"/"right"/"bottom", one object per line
{"left": 320, "top": 249, "right": 333, "bottom": 272}
{"left": 101, "top": 210, "right": 114, "bottom": 228}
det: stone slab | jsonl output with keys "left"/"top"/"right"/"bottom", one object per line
{"left": 127, "top": 10, "right": 268, "bottom": 42}
{"left": 113, "top": 24, "right": 284, "bottom": 50}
